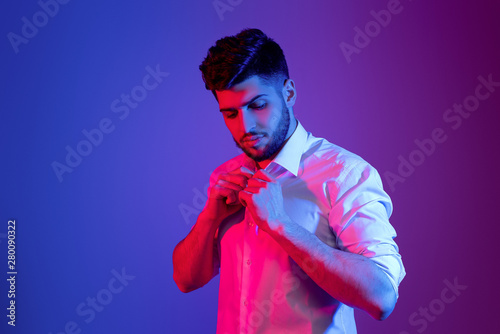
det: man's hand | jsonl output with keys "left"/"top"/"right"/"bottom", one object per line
{"left": 174, "top": 166, "right": 253, "bottom": 293}
{"left": 204, "top": 166, "right": 254, "bottom": 223}
{"left": 239, "top": 169, "right": 290, "bottom": 233}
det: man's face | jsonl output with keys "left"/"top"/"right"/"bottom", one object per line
{"left": 216, "top": 76, "right": 290, "bottom": 162}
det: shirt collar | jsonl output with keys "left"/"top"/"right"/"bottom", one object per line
{"left": 243, "top": 121, "right": 307, "bottom": 177}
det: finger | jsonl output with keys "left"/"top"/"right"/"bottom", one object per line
{"left": 242, "top": 187, "right": 260, "bottom": 194}
{"left": 218, "top": 173, "right": 249, "bottom": 188}
{"left": 212, "top": 184, "right": 239, "bottom": 202}
{"left": 225, "top": 191, "right": 239, "bottom": 205}
{"left": 230, "top": 166, "right": 255, "bottom": 179}
{"left": 240, "top": 166, "right": 255, "bottom": 176}
{"left": 253, "top": 169, "right": 275, "bottom": 182}
{"left": 238, "top": 190, "right": 252, "bottom": 207}
{"left": 221, "top": 188, "right": 240, "bottom": 205}
{"left": 247, "top": 178, "right": 266, "bottom": 188}
{"left": 217, "top": 179, "right": 244, "bottom": 192}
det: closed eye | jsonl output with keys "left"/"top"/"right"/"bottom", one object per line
{"left": 250, "top": 102, "right": 266, "bottom": 110}
{"left": 223, "top": 111, "right": 237, "bottom": 119}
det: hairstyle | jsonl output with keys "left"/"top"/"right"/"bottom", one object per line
{"left": 199, "top": 28, "right": 289, "bottom": 95}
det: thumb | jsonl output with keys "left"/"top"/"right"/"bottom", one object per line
{"left": 225, "top": 191, "right": 238, "bottom": 205}
{"left": 239, "top": 190, "right": 250, "bottom": 207}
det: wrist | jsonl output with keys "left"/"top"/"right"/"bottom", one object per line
{"left": 267, "top": 214, "right": 292, "bottom": 236}
{"left": 199, "top": 210, "right": 223, "bottom": 229}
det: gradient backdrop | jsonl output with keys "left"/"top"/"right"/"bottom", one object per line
{"left": 1, "top": 0, "right": 500, "bottom": 333}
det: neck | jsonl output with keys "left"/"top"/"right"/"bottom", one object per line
{"left": 256, "top": 117, "right": 298, "bottom": 169}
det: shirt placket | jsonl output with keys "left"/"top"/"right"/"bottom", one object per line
{"left": 239, "top": 207, "right": 258, "bottom": 333}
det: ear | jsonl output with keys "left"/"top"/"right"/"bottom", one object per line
{"left": 282, "top": 79, "right": 297, "bottom": 108}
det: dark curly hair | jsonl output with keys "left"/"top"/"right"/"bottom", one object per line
{"left": 199, "top": 28, "right": 289, "bottom": 96}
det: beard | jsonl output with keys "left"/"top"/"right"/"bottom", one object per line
{"left": 234, "top": 98, "right": 290, "bottom": 162}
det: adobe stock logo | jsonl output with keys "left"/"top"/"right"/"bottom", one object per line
{"left": 7, "top": 0, "right": 72, "bottom": 54}
{"left": 339, "top": 0, "right": 414, "bottom": 64}
{"left": 48, "top": 267, "right": 135, "bottom": 334}
{"left": 212, "top": 0, "right": 243, "bottom": 21}
{"left": 399, "top": 277, "right": 467, "bottom": 334}
{"left": 178, "top": 158, "right": 241, "bottom": 228}
{"left": 384, "top": 73, "right": 499, "bottom": 192}
{"left": 51, "top": 64, "right": 169, "bottom": 183}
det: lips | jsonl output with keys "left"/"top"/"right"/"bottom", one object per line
{"left": 244, "top": 135, "right": 264, "bottom": 141}
{"left": 242, "top": 134, "right": 265, "bottom": 147}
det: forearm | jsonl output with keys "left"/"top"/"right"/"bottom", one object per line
{"left": 172, "top": 212, "right": 219, "bottom": 293}
{"left": 269, "top": 217, "right": 396, "bottom": 320}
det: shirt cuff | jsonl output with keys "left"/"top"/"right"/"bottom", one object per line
{"left": 369, "top": 254, "right": 406, "bottom": 299}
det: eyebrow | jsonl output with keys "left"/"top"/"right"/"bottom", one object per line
{"left": 219, "top": 94, "right": 268, "bottom": 112}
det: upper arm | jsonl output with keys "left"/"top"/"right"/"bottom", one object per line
{"left": 328, "top": 161, "right": 406, "bottom": 298}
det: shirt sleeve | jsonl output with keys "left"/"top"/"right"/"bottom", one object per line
{"left": 327, "top": 160, "right": 406, "bottom": 298}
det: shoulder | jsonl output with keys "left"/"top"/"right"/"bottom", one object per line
{"left": 302, "top": 132, "right": 374, "bottom": 185}
{"left": 304, "top": 134, "right": 391, "bottom": 215}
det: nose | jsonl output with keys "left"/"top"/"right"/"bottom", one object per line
{"left": 240, "top": 109, "right": 256, "bottom": 133}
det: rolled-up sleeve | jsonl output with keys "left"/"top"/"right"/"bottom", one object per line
{"left": 328, "top": 160, "right": 406, "bottom": 298}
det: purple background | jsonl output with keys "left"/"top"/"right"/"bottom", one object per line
{"left": 1, "top": 0, "right": 499, "bottom": 333}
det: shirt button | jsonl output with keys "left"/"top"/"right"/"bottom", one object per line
{"left": 247, "top": 259, "right": 252, "bottom": 266}
{"left": 243, "top": 300, "right": 248, "bottom": 306}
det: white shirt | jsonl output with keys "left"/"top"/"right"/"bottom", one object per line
{"left": 207, "top": 122, "right": 405, "bottom": 334}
